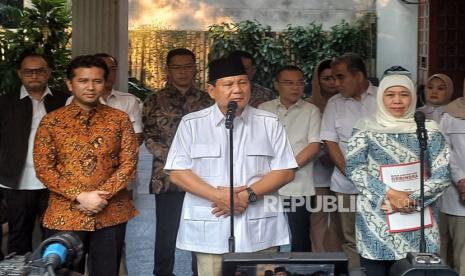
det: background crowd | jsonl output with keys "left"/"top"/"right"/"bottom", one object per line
{"left": 0, "top": 47, "right": 464, "bottom": 276}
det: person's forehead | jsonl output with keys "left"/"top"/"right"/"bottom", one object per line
{"left": 278, "top": 70, "right": 304, "bottom": 79}
{"left": 319, "top": 68, "right": 333, "bottom": 76}
{"left": 241, "top": 57, "right": 253, "bottom": 66}
{"left": 73, "top": 66, "right": 105, "bottom": 77}
{"left": 217, "top": 75, "right": 248, "bottom": 82}
{"left": 429, "top": 77, "right": 445, "bottom": 85}
{"left": 170, "top": 54, "right": 194, "bottom": 64}
{"left": 21, "top": 56, "right": 48, "bottom": 68}
{"left": 332, "top": 62, "right": 349, "bottom": 73}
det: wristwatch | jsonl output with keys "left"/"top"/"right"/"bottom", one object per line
{"left": 246, "top": 187, "right": 257, "bottom": 203}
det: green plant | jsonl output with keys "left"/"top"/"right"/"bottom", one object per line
{"left": 207, "top": 15, "right": 376, "bottom": 90}
{"left": 0, "top": 0, "right": 71, "bottom": 95}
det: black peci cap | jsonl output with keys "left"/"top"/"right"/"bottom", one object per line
{"left": 208, "top": 55, "right": 246, "bottom": 82}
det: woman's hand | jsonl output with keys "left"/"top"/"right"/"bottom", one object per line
{"left": 386, "top": 189, "right": 416, "bottom": 213}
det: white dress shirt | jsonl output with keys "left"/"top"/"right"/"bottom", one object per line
{"left": 66, "top": 89, "right": 142, "bottom": 133}
{"left": 258, "top": 98, "right": 320, "bottom": 196}
{"left": 0, "top": 86, "right": 52, "bottom": 190}
{"left": 165, "top": 104, "right": 298, "bottom": 254}
{"left": 320, "top": 83, "right": 378, "bottom": 194}
{"left": 438, "top": 113, "right": 465, "bottom": 216}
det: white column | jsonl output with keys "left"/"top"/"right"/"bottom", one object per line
{"left": 71, "top": 0, "right": 128, "bottom": 92}
{"left": 376, "top": 0, "right": 418, "bottom": 83}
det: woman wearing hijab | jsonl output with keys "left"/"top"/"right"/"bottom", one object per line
{"left": 345, "top": 75, "right": 450, "bottom": 275}
{"left": 438, "top": 80, "right": 465, "bottom": 275}
{"left": 306, "top": 59, "right": 343, "bottom": 252}
{"left": 417, "top": 73, "right": 454, "bottom": 122}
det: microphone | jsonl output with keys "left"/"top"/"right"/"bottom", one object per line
{"left": 225, "top": 101, "right": 238, "bottom": 130}
{"left": 24, "top": 232, "right": 83, "bottom": 275}
{"left": 414, "top": 111, "right": 427, "bottom": 150}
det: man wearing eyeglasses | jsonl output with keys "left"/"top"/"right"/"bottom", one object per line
{"left": 259, "top": 65, "right": 321, "bottom": 252}
{"left": 142, "top": 48, "right": 213, "bottom": 276}
{"left": 0, "top": 49, "right": 68, "bottom": 256}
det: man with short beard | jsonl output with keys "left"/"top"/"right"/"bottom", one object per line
{"left": 0, "top": 50, "right": 68, "bottom": 255}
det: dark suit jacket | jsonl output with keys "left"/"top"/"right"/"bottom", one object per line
{"left": 0, "top": 89, "right": 69, "bottom": 189}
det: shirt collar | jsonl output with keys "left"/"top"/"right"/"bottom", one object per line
{"left": 167, "top": 84, "right": 196, "bottom": 96}
{"left": 343, "top": 81, "right": 376, "bottom": 102}
{"left": 20, "top": 85, "right": 53, "bottom": 100}
{"left": 68, "top": 101, "right": 103, "bottom": 119}
{"left": 365, "top": 81, "right": 377, "bottom": 96}
{"left": 100, "top": 89, "right": 117, "bottom": 104}
{"left": 276, "top": 97, "right": 305, "bottom": 109}
{"left": 213, "top": 103, "right": 251, "bottom": 127}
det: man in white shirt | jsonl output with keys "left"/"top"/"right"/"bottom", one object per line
{"left": 0, "top": 50, "right": 69, "bottom": 255}
{"left": 66, "top": 53, "right": 143, "bottom": 144}
{"left": 259, "top": 65, "right": 320, "bottom": 252}
{"left": 164, "top": 56, "right": 297, "bottom": 276}
{"left": 439, "top": 99, "right": 465, "bottom": 275}
{"left": 320, "top": 53, "right": 377, "bottom": 268}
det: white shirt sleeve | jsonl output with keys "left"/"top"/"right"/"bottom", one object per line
{"left": 320, "top": 99, "right": 339, "bottom": 142}
{"left": 307, "top": 105, "right": 321, "bottom": 144}
{"left": 269, "top": 119, "right": 298, "bottom": 170}
{"left": 440, "top": 114, "right": 465, "bottom": 184}
{"left": 128, "top": 97, "right": 143, "bottom": 134}
{"left": 164, "top": 119, "right": 193, "bottom": 171}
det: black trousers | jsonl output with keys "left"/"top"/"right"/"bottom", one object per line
{"left": 154, "top": 192, "right": 197, "bottom": 276}
{"left": 360, "top": 257, "right": 396, "bottom": 276}
{"left": 0, "top": 189, "right": 4, "bottom": 260}
{"left": 2, "top": 188, "right": 48, "bottom": 255}
{"left": 284, "top": 196, "right": 313, "bottom": 252}
{"left": 44, "top": 223, "right": 126, "bottom": 276}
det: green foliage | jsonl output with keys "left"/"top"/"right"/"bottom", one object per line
{"left": 207, "top": 15, "right": 375, "bottom": 90}
{"left": 0, "top": 0, "right": 71, "bottom": 95}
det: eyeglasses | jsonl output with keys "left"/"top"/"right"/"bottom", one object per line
{"left": 278, "top": 80, "right": 306, "bottom": 87}
{"left": 21, "top": 68, "right": 49, "bottom": 77}
{"left": 320, "top": 76, "right": 335, "bottom": 82}
{"left": 168, "top": 64, "right": 195, "bottom": 71}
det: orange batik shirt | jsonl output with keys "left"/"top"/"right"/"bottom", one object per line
{"left": 33, "top": 102, "right": 139, "bottom": 231}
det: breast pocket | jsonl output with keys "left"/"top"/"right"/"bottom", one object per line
{"left": 183, "top": 207, "right": 220, "bottom": 245}
{"left": 335, "top": 118, "right": 355, "bottom": 143}
{"left": 190, "top": 144, "right": 221, "bottom": 177}
{"left": 247, "top": 204, "right": 278, "bottom": 244}
{"left": 245, "top": 143, "right": 275, "bottom": 177}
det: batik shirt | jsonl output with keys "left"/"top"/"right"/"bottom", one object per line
{"left": 249, "top": 82, "right": 275, "bottom": 108}
{"left": 346, "top": 128, "right": 450, "bottom": 260}
{"left": 142, "top": 85, "right": 213, "bottom": 194}
{"left": 33, "top": 102, "right": 139, "bottom": 231}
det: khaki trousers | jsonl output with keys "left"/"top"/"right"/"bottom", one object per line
{"left": 310, "top": 187, "right": 343, "bottom": 252}
{"left": 196, "top": 246, "right": 278, "bottom": 276}
{"left": 335, "top": 192, "right": 359, "bottom": 269}
{"left": 440, "top": 213, "right": 465, "bottom": 276}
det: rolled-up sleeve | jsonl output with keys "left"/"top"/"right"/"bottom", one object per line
{"left": 320, "top": 100, "right": 338, "bottom": 142}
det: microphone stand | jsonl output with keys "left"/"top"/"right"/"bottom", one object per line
{"left": 390, "top": 111, "right": 457, "bottom": 275}
{"left": 417, "top": 120, "right": 427, "bottom": 253}
{"left": 225, "top": 101, "right": 237, "bottom": 253}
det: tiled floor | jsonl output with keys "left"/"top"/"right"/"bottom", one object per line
{"left": 125, "top": 145, "right": 193, "bottom": 276}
